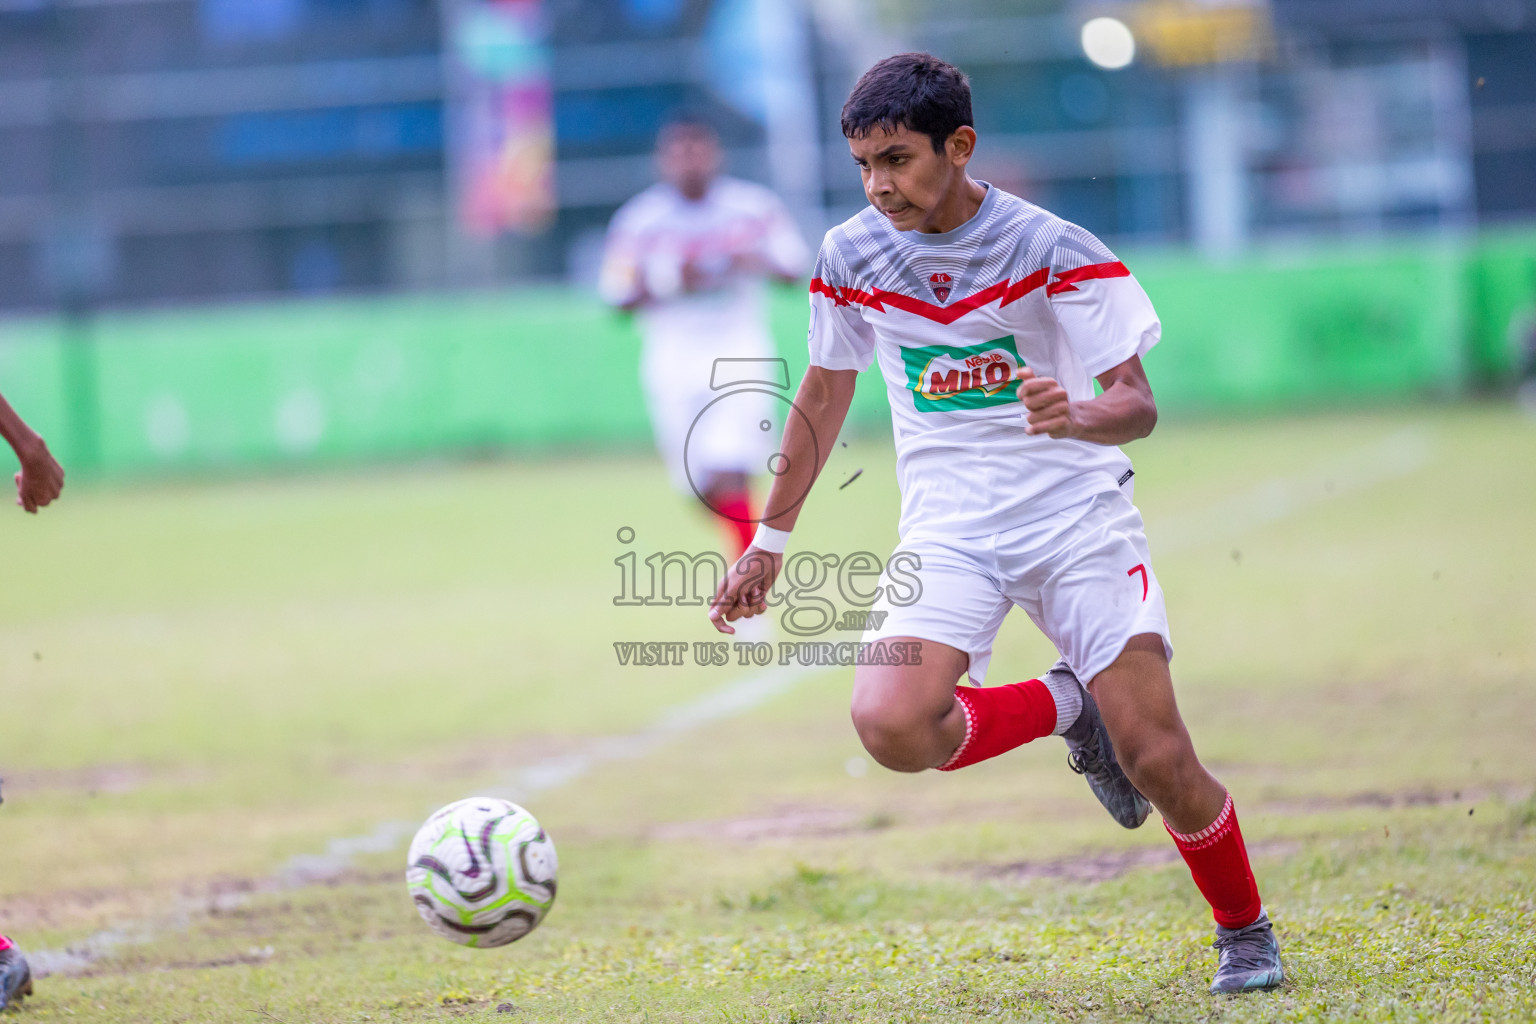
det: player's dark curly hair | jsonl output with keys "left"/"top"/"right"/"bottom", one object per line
{"left": 840, "top": 53, "right": 972, "bottom": 153}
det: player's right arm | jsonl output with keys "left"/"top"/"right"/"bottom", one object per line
{"left": 597, "top": 200, "right": 650, "bottom": 313}
{"left": 1015, "top": 220, "right": 1163, "bottom": 445}
{"left": 708, "top": 236, "right": 876, "bottom": 633}
{"left": 0, "top": 391, "right": 63, "bottom": 513}
{"left": 708, "top": 366, "right": 858, "bottom": 633}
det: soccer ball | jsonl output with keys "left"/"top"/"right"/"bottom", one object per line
{"left": 405, "top": 797, "right": 558, "bottom": 948}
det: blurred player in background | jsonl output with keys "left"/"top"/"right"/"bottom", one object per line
{"left": 710, "top": 53, "right": 1285, "bottom": 996}
{"left": 599, "top": 112, "right": 808, "bottom": 558}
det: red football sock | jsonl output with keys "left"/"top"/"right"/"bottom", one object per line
{"left": 0, "top": 935, "right": 12, "bottom": 951}
{"left": 1166, "top": 793, "right": 1263, "bottom": 929}
{"left": 936, "top": 679, "right": 1057, "bottom": 771}
{"left": 712, "top": 491, "right": 755, "bottom": 558}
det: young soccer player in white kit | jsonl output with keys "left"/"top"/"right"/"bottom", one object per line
{"left": 600, "top": 114, "right": 808, "bottom": 558}
{"left": 709, "top": 54, "right": 1284, "bottom": 995}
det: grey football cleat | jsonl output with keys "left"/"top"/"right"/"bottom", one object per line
{"left": 1053, "top": 663, "right": 1151, "bottom": 829}
{"left": 0, "top": 941, "right": 33, "bottom": 1011}
{"left": 1210, "top": 912, "right": 1284, "bottom": 994}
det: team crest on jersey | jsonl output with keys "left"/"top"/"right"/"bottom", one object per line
{"left": 928, "top": 272, "right": 953, "bottom": 303}
{"left": 902, "top": 335, "right": 1023, "bottom": 413}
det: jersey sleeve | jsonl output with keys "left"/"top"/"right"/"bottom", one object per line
{"left": 806, "top": 234, "right": 877, "bottom": 371}
{"left": 597, "top": 202, "right": 645, "bottom": 308}
{"left": 1045, "top": 222, "right": 1160, "bottom": 379}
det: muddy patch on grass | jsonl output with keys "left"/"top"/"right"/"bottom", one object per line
{"left": 327, "top": 734, "right": 576, "bottom": 789}
{"left": 11, "top": 865, "right": 401, "bottom": 978}
{"left": 63, "top": 945, "right": 279, "bottom": 980}
{"left": 976, "top": 839, "right": 1300, "bottom": 885}
{"left": 1, "top": 764, "right": 166, "bottom": 797}
{"left": 644, "top": 794, "right": 1136, "bottom": 846}
{"left": 2, "top": 735, "right": 579, "bottom": 805}
{"left": 1257, "top": 782, "right": 1532, "bottom": 815}
{"left": 158, "top": 946, "right": 276, "bottom": 972}
{"left": 650, "top": 807, "right": 894, "bottom": 843}
{"left": 0, "top": 885, "right": 169, "bottom": 938}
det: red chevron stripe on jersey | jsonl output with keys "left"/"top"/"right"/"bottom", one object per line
{"left": 811, "top": 262, "right": 1128, "bottom": 325}
{"left": 1045, "top": 260, "right": 1130, "bottom": 295}
{"left": 810, "top": 268, "right": 1047, "bottom": 325}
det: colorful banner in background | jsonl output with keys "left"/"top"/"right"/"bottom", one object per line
{"left": 448, "top": 0, "right": 554, "bottom": 236}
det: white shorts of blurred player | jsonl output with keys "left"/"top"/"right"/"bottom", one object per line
{"left": 861, "top": 488, "right": 1173, "bottom": 687}
{"left": 640, "top": 338, "right": 783, "bottom": 495}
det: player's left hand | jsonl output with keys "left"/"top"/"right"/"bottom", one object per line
{"left": 14, "top": 438, "right": 63, "bottom": 514}
{"left": 1016, "top": 367, "right": 1080, "bottom": 438}
{"left": 708, "top": 547, "right": 781, "bottom": 634}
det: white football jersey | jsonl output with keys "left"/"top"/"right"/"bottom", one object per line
{"left": 599, "top": 176, "right": 808, "bottom": 352}
{"left": 808, "top": 183, "right": 1161, "bottom": 540}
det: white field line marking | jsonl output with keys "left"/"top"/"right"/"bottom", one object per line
{"left": 26, "top": 925, "right": 156, "bottom": 978}
{"left": 1152, "top": 426, "right": 1433, "bottom": 557}
{"left": 30, "top": 663, "right": 817, "bottom": 976}
{"left": 278, "top": 663, "right": 814, "bottom": 885}
{"left": 29, "top": 426, "right": 1437, "bottom": 976}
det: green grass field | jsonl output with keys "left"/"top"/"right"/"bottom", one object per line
{"left": 1, "top": 404, "right": 1534, "bottom": 1022}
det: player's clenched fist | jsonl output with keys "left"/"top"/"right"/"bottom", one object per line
{"left": 0, "top": 391, "right": 64, "bottom": 514}
{"left": 708, "top": 548, "right": 782, "bottom": 634}
{"left": 1016, "top": 367, "right": 1080, "bottom": 439}
{"left": 14, "top": 442, "right": 64, "bottom": 514}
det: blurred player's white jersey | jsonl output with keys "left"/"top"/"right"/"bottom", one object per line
{"left": 600, "top": 177, "right": 808, "bottom": 490}
{"left": 807, "top": 183, "right": 1160, "bottom": 539}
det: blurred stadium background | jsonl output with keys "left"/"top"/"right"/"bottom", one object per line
{"left": 2, "top": 2, "right": 1536, "bottom": 1021}
{"left": 0, "top": 0, "right": 1534, "bottom": 474}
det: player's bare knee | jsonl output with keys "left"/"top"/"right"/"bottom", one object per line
{"left": 860, "top": 737, "right": 930, "bottom": 773}
{"left": 1116, "top": 733, "right": 1186, "bottom": 794}
{"left": 848, "top": 700, "right": 905, "bottom": 752}
{"left": 849, "top": 703, "right": 932, "bottom": 772}
{"left": 853, "top": 726, "right": 928, "bottom": 772}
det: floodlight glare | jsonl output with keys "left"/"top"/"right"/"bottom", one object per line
{"left": 1081, "top": 16, "right": 1136, "bottom": 70}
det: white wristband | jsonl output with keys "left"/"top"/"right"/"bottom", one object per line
{"left": 751, "top": 524, "right": 791, "bottom": 553}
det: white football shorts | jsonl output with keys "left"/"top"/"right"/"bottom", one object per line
{"left": 640, "top": 334, "right": 778, "bottom": 493}
{"left": 861, "top": 487, "right": 1173, "bottom": 686}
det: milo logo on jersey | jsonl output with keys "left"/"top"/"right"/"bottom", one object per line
{"left": 902, "top": 335, "right": 1023, "bottom": 413}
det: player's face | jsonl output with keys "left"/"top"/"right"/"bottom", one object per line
{"left": 657, "top": 126, "right": 722, "bottom": 200}
{"left": 848, "top": 124, "right": 974, "bottom": 233}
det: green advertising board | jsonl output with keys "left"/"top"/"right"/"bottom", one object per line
{"left": 0, "top": 230, "right": 1531, "bottom": 478}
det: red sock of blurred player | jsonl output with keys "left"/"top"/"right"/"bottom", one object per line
{"left": 0, "top": 936, "right": 11, "bottom": 951}
{"left": 1166, "top": 793, "right": 1263, "bottom": 928}
{"left": 713, "top": 491, "right": 755, "bottom": 559}
{"left": 936, "top": 676, "right": 1079, "bottom": 770}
